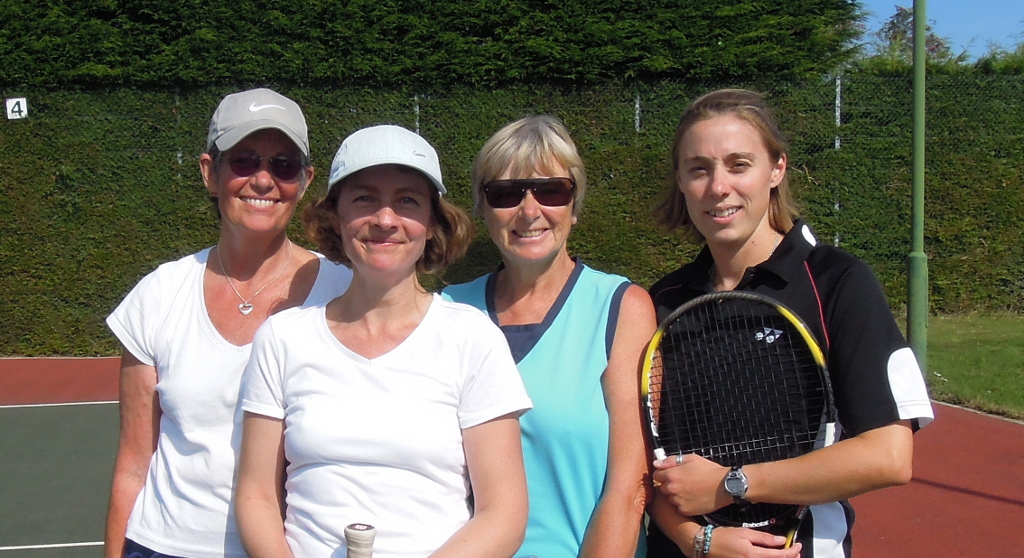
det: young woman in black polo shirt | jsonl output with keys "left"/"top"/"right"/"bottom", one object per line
{"left": 646, "top": 89, "right": 934, "bottom": 558}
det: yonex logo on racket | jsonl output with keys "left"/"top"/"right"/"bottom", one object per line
{"left": 755, "top": 327, "right": 784, "bottom": 344}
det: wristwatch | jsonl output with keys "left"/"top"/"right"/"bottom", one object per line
{"left": 723, "top": 466, "right": 750, "bottom": 506}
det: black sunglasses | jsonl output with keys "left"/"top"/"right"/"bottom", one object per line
{"left": 225, "top": 153, "right": 303, "bottom": 181}
{"left": 482, "top": 177, "right": 576, "bottom": 209}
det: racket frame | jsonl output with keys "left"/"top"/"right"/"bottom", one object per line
{"left": 642, "top": 290, "right": 836, "bottom": 545}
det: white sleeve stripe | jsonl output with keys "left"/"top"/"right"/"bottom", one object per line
{"left": 809, "top": 501, "right": 849, "bottom": 557}
{"left": 888, "top": 347, "right": 935, "bottom": 426}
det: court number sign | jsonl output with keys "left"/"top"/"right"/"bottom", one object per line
{"left": 6, "top": 98, "right": 28, "bottom": 119}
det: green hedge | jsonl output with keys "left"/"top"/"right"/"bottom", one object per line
{"left": 0, "top": 0, "right": 860, "bottom": 88}
{"left": 1, "top": 75, "right": 1022, "bottom": 355}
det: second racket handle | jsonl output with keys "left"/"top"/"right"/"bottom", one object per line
{"left": 344, "top": 523, "right": 377, "bottom": 558}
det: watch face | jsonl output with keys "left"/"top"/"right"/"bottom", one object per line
{"left": 725, "top": 469, "right": 747, "bottom": 497}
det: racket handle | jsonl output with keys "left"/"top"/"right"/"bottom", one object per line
{"left": 784, "top": 527, "right": 798, "bottom": 549}
{"left": 345, "top": 523, "right": 377, "bottom": 558}
{"left": 784, "top": 505, "right": 809, "bottom": 548}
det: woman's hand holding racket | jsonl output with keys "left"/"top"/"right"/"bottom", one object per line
{"left": 695, "top": 527, "right": 803, "bottom": 557}
{"left": 654, "top": 455, "right": 805, "bottom": 556}
{"left": 652, "top": 453, "right": 734, "bottom": 517}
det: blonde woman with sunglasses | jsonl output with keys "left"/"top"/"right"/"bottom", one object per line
{"left": 444, "top": 115, "right": 657, "bottom": 558}
{"left": 104, "top": 89, "right": 353, "bottom": 558}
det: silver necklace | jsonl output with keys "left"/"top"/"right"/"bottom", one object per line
{"left": 769, "top": 230, "right": 781, "bottom": 256}
{"left": 216, "top": 241, "right": 292, "bottom": 315}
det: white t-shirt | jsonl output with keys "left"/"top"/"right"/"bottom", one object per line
{"left": 106, "top": 248, "right": 353, "bottom": 558}
{"left": 242, "top": 294, "right": 532, "bottom": 558}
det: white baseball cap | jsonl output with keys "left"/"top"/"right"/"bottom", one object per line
{"left": 328, "top": 125, "right": 446, "bottom": 195}
{"left": 206, "top": 88, "right": 309, "bottom": 157}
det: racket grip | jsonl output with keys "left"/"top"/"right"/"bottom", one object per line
{"left": 345, "top": 523, "right": 377, "bottom": 558}
{"left": 784, "top": 505, "right": 808, "bottom": 548}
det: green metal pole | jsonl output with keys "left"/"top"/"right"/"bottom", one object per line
{"left": 908, "top": 0, "right": 929, "bottom": 373}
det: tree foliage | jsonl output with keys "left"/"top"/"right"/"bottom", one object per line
{"left": 855, "top": 4, "right": 971, "bottom": 72}
{"left": 0, "top": 0, "right": 864, "bottom": 88}
{"left": 976, "top": 41, "right": 1024, "bottom": 74}
{"left": 853, "top": 6, "right": 1024, "bottom": 75}
{"left": 874, "top": 6, "right": 956, "bottom": 59}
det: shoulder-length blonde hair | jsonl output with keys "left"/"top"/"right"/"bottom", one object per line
{"left": 653, "top": 88, "right": 800, "bottom": 242}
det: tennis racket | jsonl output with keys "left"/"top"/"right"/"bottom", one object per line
{"left": 642, "top": 291, "right": 836, "bottom": 546}
{"left": 344, "top": 523, "right": 377, "bottom": 558}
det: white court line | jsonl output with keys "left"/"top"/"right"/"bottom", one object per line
{"left": 0, "top": 400, "right": 117, "bottom": 409}
{"left": 0, "top": 541, "right": 102, "bottom": 551}
{"left": 0, "top": 395, "right": 115, "bottom": 553}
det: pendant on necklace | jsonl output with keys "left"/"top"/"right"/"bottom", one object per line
{"left": 238, "top": 302, "right": 255, "bottom": 315}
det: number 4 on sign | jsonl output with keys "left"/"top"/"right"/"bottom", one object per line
{"left": 6, "top": 98, "right": 28, "bottom": 119}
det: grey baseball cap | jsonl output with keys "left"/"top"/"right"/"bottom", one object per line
{"left": 328, "top": 125, "right": 446, "bottom": 195}
{"left": 206, "top": 88, "right": 309, "bottom": 157}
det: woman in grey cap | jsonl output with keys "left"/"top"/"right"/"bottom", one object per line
{"left": 104, "top": 88, "right": 353, "bottom": 558}
{"left": 235, "top": 124, "right": 532, "bottom": 557}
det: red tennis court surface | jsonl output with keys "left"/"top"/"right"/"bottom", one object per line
{"left": 0, "top": 357, "right": 120, "bottom": 405}
{"left": 1, "top": 357, "right": 1022, "bottom": 555}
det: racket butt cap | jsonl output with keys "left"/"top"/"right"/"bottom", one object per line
{"left": 345, "top": 523, "right": 376, "bottom": 558}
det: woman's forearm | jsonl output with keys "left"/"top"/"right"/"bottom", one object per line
{"left": 235, "top": 495, "right": 293, "bottom": 558}
{"left": 236, "top": 412, "right": 292, "bottom": 558}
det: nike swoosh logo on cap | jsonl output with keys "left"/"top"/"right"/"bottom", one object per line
{"left": 249, "top": 103, "right": 286, "bottom": 112}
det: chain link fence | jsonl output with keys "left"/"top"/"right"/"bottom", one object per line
{"left": 1, "top": 74, "right": 1022, "bottom": 354}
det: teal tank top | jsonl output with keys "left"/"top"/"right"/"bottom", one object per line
{"left": 444, "top": 260, "right": 645, "bottom": 558}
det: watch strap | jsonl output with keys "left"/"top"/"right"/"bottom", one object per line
{"left": 725, "top": 466, "right": 750, "bottom": 506}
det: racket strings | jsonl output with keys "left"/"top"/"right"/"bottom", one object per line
{"left": 649, "top": 296, "right": 831, "bottom": 528}
{"left": 654, "top": 314, "right": 824, "bottom": 462}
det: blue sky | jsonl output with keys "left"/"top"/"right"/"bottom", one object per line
{"left": 858, "top": 0, "right": 1024, "bottom": 59}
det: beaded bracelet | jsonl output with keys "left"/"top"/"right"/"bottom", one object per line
{"left": 703, "top": 525, "right": 714, "bottom": 555}
{"left": 693, "top": 527, "right": 706, "bottom": 558}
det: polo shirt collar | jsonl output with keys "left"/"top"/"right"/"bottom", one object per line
{"left": 681, "top": 219, "right": 821, "bottom": 291}
{"left": 759, "top": 219, "right": 819, "bottom": 286}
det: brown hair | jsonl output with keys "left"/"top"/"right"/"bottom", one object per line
{"left": 653, "top": 88, "right": 799, "bottom": 241}
{"left": 303, "top": 168, "right": 473, "bottom": 276}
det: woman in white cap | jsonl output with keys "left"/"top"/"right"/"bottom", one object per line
{"left": 235, "top": 125, "right": 532, "bottom": 558}
{"left": 104, "top": 88, "right": 353, "bottom": 558}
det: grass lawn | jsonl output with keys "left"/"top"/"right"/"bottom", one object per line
{"left": 924, "top": 313, "right": 1024, "bottom": 420}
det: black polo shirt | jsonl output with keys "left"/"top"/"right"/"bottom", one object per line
{"left": 646, "top": 220, "right": 933, "bottom": 558}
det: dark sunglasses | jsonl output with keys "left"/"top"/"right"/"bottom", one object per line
{"left": 482, "top": 177, "right": 576, "bottom": 209}
{"left": 225, "top": 153, "right": 303, "bottom": 181}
